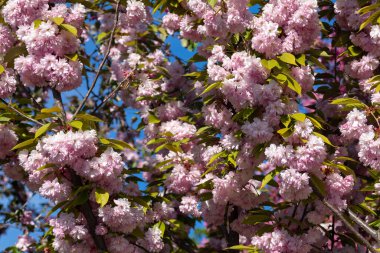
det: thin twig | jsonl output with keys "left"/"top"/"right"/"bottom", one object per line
{"left": 129, "top": 241, "right": 149, "bottom": 253}
{"left": 72, "top": 0, "right": 121, "bottom": 119}
{"left": 52, "top": 89, "right": 67, "bottom": 126}
{"left": 92, "top": 75, "right": 132, "bottom": 113}
{"left": 0, "top": 98, "right": 44, "bottom": 126}
{"left": 331, "top": 216, "right": 335, "bottom": 252}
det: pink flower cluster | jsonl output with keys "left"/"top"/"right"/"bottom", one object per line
{"left": 0, "top": 124, "right": 18, "bottom": 159}
{"left": 0, "top": 69, "right": 17, "bottom": 98}
{"left": 2, "top": 0, "right": 85, "bottom": 91}
{"left": 99, "top": 198, "right": 145, "bottom": 234}
{"left": 251, "top": 0, "right": 320, "bottom": 57}
{"left": 163, "top": 0, "right": 253, "bottom": 42}
{"left": 251, "top": 228, "right": 323, "bottom": 253}
{"left": 0, "top": 24, "right": 14, "bottom": 54}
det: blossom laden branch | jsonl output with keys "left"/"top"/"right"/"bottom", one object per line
{"left": 72, "top": 0, "right": 121, "bottom": 119}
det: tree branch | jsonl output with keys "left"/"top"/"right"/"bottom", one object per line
{"left": 72, "top": 0, "right": 121, "bottom": 119}
{"left": 70, "top": 171, "right": 108, "bottom": 252}
{"left": 0, "top": 98, "right": 44, "bottom": 127}
{"left": 315, "top": 192, "right": 378, "bottom": 253}
{"left": 347, "top": 208, "right": 379, "bottom": 243}
{"left": 52, "top": 89, "right": 67, "bottom": 126}
{"left": 92, "top": 74, "right": 132, "bottom": 113}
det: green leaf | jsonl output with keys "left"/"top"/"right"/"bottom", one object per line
{"left": 201, "top": 81, "right": 222, "bottom": 95}
{"left": 0, "top": 64, "right": 4, "bottom": 75}
{"left": 47, "top": 201, "right": 69, "bottom": 217}
{"left": 69, "top": 120, "right": 83, "bottom": 130}
{"left": 348, "top": 45, "right": 361, "bottom": 56}
{"left": 226, "top": 245, "right": 258, "bottom": 251}
{"left": 277, "top": 128, "right": 293, "bottom": 138}
{"left": 60, "top": 23, "right": 78, "bottom": 36}
{"left": 107, "top": 139, "right": 136, "bottom": 151}
{"left": 369, "top": 219, "right": 380, "bottom": 228}
{"left": 274, "top": 73, "right": 287, "bottom": 84}
{"left": 199, "top": 192, "right": 213, "bottom": 201}
{"left": 357, "top": 3, "right": 380, "bottom": 15}
{"left": 37, "top": 163, "right": 56, "bottom": 171}
{"left": 147, "top": 138, "right": 166, "bottom": 145}
{"left": 34, "top": 19, "right": 42, "bottom": 28}
{"left": 207, "top": 151, "right": 225, "bottom": 165}
{"left": 41, "top": 106, "right": 61, "bottom": 113}
{"left": 358, "top": 203, "right": 377, "bottom": 216}
{"left": 308, "top": 56, "right": 327, "bottom": 70}
{"left": 155, "top": 66, "right": 171, "bottom": 78}
{"left": 281, "top": 115, "right": 291, "bottom": 127}
{"left": 278, "top": 52, "right": 297, "bottom": 65}
{"left": 66, "top": 53, "right": 79, "bottom": 61}
{"left": 260, "top": 167, "right": 282, "bottom": 189}
{"left": 4, "top": 46, "right": 28, "bottom": 68}
{"left": 243, "top": 214, "right": 272, "bottom": 225}
{"left": 153, "top": 221, "right": 166, "bottom": 237}
{"left": 312, "top": 132, "right": 334, "bottom": 147}
{"left": 35, "top": 123, "right": 52, "bottom": 139}
{"left": 153, "top": 0, "right": 167, "bottom": 13}
{"left": 232, "top": 108, "right": 256, "bottom": 123}
{"left": 208, "top": 0, "right": 218, "bottom": 7}
{"left": 359, "top": 10, "right": 380, "bottom": 31}
{"left": 12, "top": 139, "right": 36, "bottom": 151}
{"left": 291, "top": 113, "right": 306, "bottom": 122}
{"left": 97, "top": 32, "right": 109, "bottom": 43}
{"left": 330, "top": 98, "right": 366, "bottom": 108}
{"left": 285, "top": 74, "right": 302, "bottom": 95}
{"left": 66, "top": 190, "right": 89, "bottom": 210}
{"left": 148, "top": 113, "right": 161, "bottom": 124}
{"left": 307, "top": 116, "right": 324, "bottom": 129}
{"left": 310, "top": 173, "right": 326, "bottom": 196}
{"left": 196, "top": 126, "right": 213, "bottom": 135}
{"left": 335, "top": 164, "right": 356, "bottom": 178}
{"left": 95, "top": 188, "right": 109, "bottom": 208}
{"left": 368, "top": 75, "right": 380, "bottom": 83}
{"left": 334, "top": 156, "right": 358, "bottom": 163}
{"left": 189, "top": 54, "right": 207, "bottom": 63}
{"left": 0, "top": 116, "right": 10, "bottom": 122}
{"left": 75, "top": 113, "right": 103, "bottom": 122}
{"left": 51, "top": 17, "right": 64, "bottom": 25}
{"left": 296, "top": 54, "right": 306, "bottom": 66}
{"left": 184, "top": 72, "right": 202, "bottom": 78}
{"left": 261, "top": 59, "right": 280, "bottom": 70}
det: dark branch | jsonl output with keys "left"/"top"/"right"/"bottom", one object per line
{"left": 73, "top": 0, "right": 121, "bottom": 119}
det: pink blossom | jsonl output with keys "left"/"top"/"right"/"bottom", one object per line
{"left": 279, "top": 169, "right": 312, "bottom": 202}
{"left": 162, "top": 13, "right": 181, "bottom": 34}
{"left": 37, "top": 130, "right": 98, "bottom": 165}
{"left": 340, "top": 108, "right": 372, "bottom": 140}
{"left": 242, "top": 118, "right": 274, "bottom": 144}
{"left": 0, "top": 124, "right": 18, "bottom": 159}
{"left": 2, "top": 0, "right": 49, "bottom": 28}
{"left": 0, "top": 24, "right": 14, "bottom": 54}
{"left": 346, "top": 55, "right": 379, "bottom": 80}
{"left": 179, "top": 195, "right": 202, "bottom": 217}
{"left": 15, "top": 235, "right": 35, "bottom": 251}
{"left": 99, "top": 198, "right": 145, "bottom": 234}
{"left": 358, "top": 130, "right": 380, "bottom": 170}
{"left": 138, "top": 227, "right": 164, "bottom": 253}
{"left": 159, "top": 120, "right": 196, "bottom": 141}
{"left": 39, "top": 178, "right": 72, "bottom": 203}
{"left": 165, "top": 164, "right": 201, "bottom": 194}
